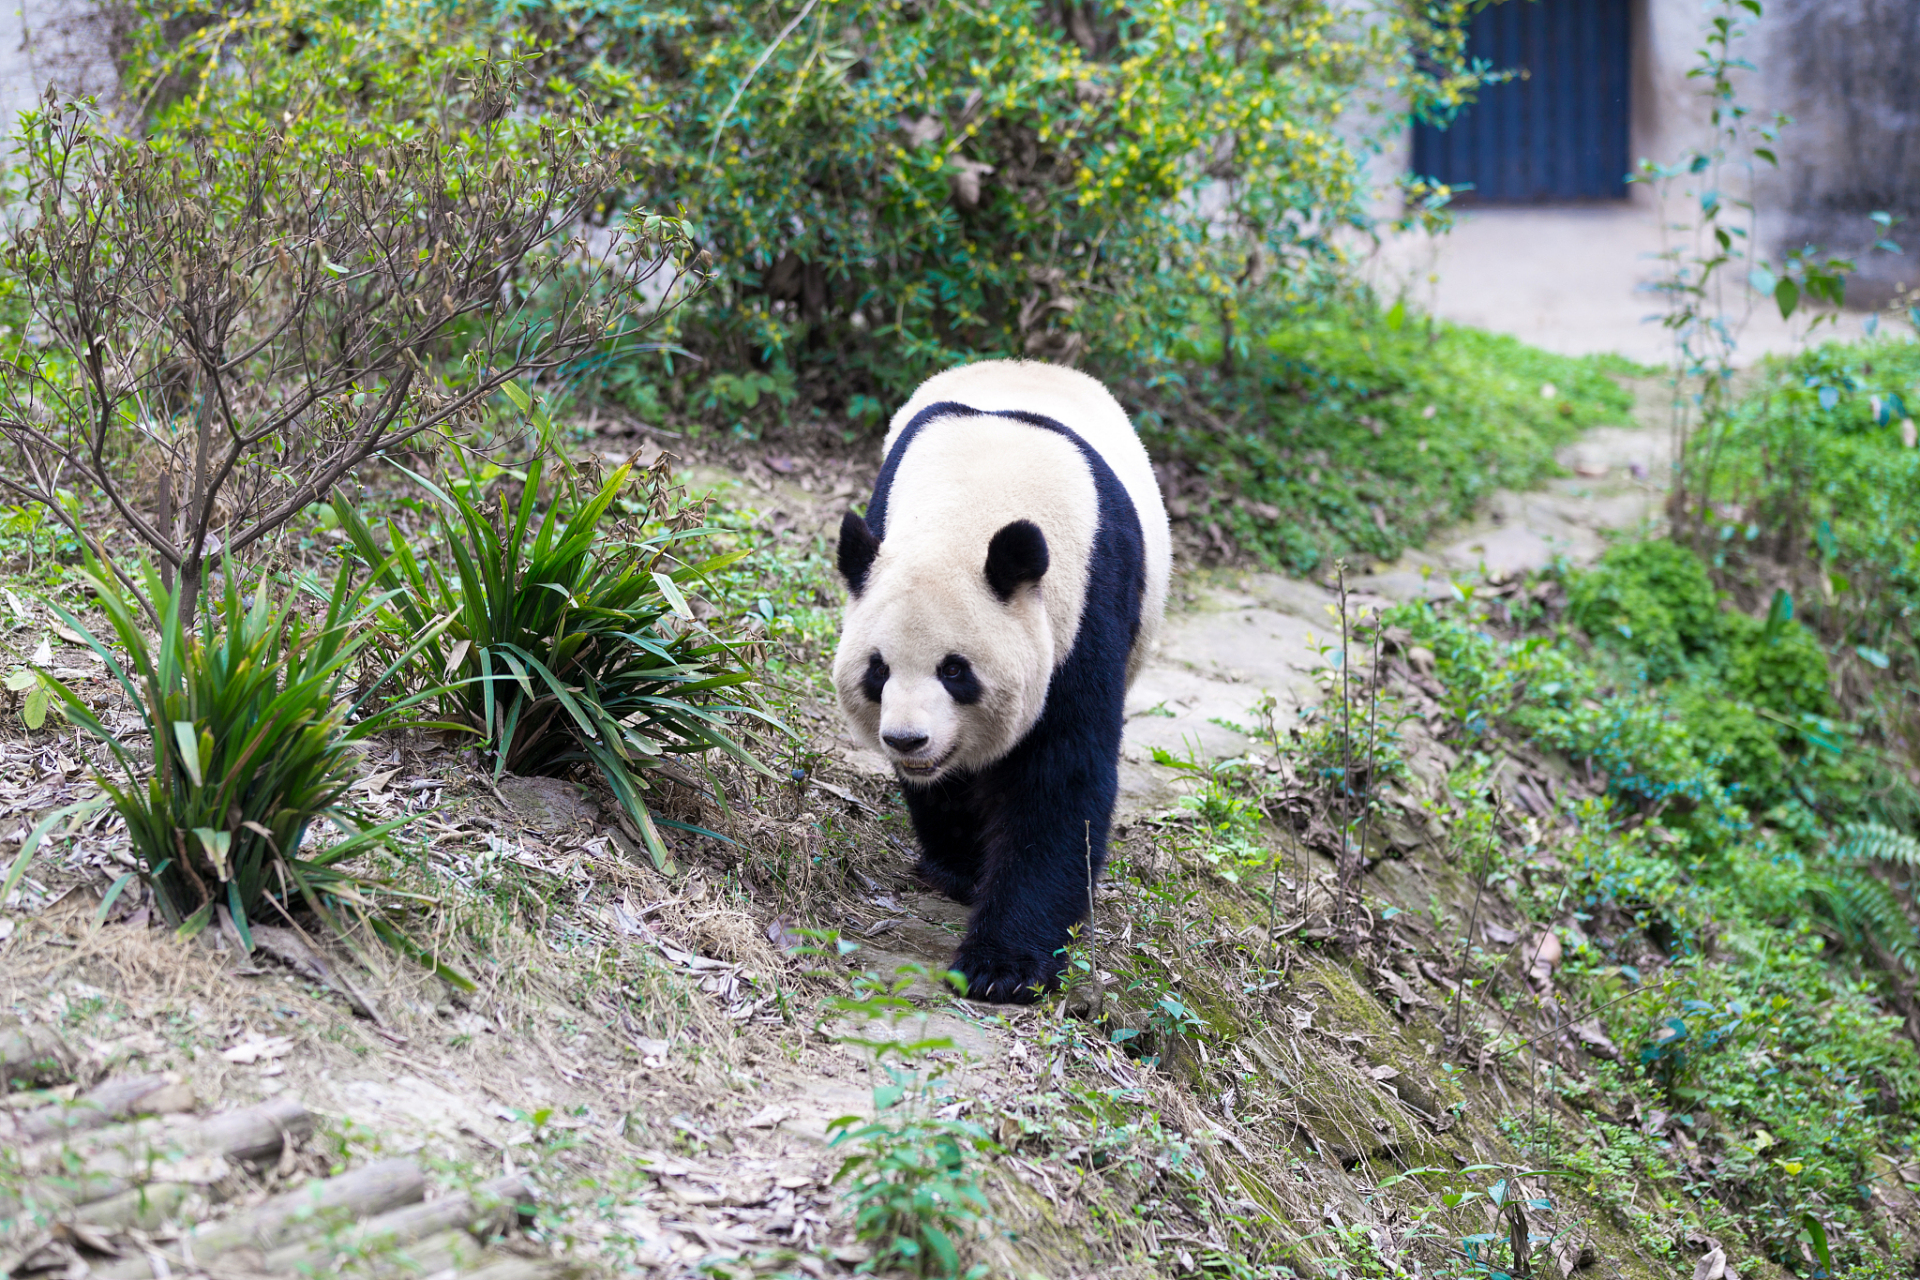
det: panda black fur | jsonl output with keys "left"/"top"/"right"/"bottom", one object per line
{"left": 833, "top": 361, "right": 1172, "bottom": 1003}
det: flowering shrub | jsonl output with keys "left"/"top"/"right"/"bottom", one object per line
{"left": 523, "top": 0, "right": 1483, "bottom": 415}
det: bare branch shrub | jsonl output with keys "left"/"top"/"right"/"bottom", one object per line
{"left": 0, "top": 72, "right": 697, "bottom": 622}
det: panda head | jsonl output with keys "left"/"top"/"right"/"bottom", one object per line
{"left": 832, "top": 512, "right": 1053, "bottom": 782}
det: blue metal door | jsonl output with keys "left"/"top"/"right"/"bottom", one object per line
{"left": 1412, "top": 0, "right": 1631, "bottom": 203}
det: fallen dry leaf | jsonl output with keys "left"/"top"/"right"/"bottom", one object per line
{"left": 221, "top": 1034, "right": 295, "bottom": 1064}
{"left": 740, "top": 1105, "right": 795, "bottom": 1130}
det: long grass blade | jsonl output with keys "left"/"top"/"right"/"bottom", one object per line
{"left": 92, "top": 873, "right": 137, "bottom": 931}
{"left": 2, "top": 803, "right": 86, "bottom": 906}
{"left": 366, "top": 915, "right": 478, "bottom": 992}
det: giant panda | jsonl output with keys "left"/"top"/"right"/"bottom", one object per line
{"left": 832, "top": 360, "right": 1172, "bottom": 1003}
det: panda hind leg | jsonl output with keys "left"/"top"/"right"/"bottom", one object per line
{"left": 899, "top": 774, "right": 987, "bottom": 906}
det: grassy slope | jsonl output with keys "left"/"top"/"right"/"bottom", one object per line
{"left": 8, "top": 336, "right": 1920, "bottom": 1280}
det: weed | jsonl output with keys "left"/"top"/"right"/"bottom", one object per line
{"left": 1374, "top": 1165, "right": 1566, "bottom": 1280}
{"left": 825, "top": 963, "right": 999, "bottom": 1279}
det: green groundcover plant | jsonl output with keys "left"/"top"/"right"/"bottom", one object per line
{"left": 334, "top": 457, "right": 781, "bottom": 872}
{"left": 1385, "top": 537, "right": 1920, "bottom": 1272}
{"left": 28, "top": 552, "right": 466, "bottom": 978}
{"left": 1683, "top": 332, "right": 1920, "bottom": 672}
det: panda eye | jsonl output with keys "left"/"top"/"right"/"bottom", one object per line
{"left": 935, "top": 654, "right": 981, "bottom": 704}
{"left": 861, "top": 653, "right": 890, "bottom": 703}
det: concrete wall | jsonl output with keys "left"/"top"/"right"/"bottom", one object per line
{"left": 1751, "top": 0, "right": 1920, "bottom": 305}
{"left": 1637, "top": 0, "right": 1920, "bottom": 304}
{"left": 2, "top": 0, "right": 119, "bottom": 150}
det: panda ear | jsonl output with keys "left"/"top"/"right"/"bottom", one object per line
{"left": 838, "top": 511, "right": 880, "bottom": 596}
{"left": 984, "top": 519, "right": 1049, "bottom": 602}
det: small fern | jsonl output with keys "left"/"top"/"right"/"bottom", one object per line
{"left": 1816, "top": 872, "right": 1920, "bottom": 974}
{"left": 1816, "top": 822, "right": 1920, "bottom": 975}
{"left": 1834, "top": 821, "right": 1920, "bottom": 871}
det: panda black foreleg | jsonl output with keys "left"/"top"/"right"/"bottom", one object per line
{"left": 950, "top": 748, "right": 1114, "bottom": 1004}
{"left": 899, "top": 773, "right": 987, "bottom": 905}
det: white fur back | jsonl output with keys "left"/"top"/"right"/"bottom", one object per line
{"left": 889, "top": 360, "right": 1171, "bottom": 682}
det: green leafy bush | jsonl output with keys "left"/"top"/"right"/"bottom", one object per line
{"left": 1394, "top": 534, "right": 1863, "bottom": 833}
{"left": 1567, "top": 540, "right": 1722, "bottom": 681}
{"left": 1720, "top": 608, "right": 1834, "bottom": 718}
{"left": 34, "top": 555, "right": 434, "bottom": 951}
{"left": 1568, "top": 536, "right": 1834, "bottom": 715}
{"left": 1547, "top": 541, "right": 1840, "bottom": 818}
{"left": 124, "top": 0, "right": 1484, "bottom": 424}
{"left": 336, "top": 458, "right": 779, "bottom": 872}
{"left": 534, "top": 0, "right": 1482, "bottom": 412}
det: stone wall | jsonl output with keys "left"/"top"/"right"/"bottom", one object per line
{"left": 1756, "top": 0, "right": 1920, "bottom": 305}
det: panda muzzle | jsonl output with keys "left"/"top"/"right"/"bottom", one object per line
{"left": 890, "top": 745, "right": 954, "bottom": 778}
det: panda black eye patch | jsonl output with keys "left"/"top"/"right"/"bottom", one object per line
{"left": 861, "top": 653, "right": 890, "bottom": 702}
{"left": 936, "top": 654, "right": 982, "bottom": 704}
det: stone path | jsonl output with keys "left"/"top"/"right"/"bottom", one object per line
{"left": 1118, "top": 412, "right": 1671, "bottom": 798}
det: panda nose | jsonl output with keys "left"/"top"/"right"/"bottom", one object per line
{"left": 883, "top": 730, "right": 929, "bottom": 755}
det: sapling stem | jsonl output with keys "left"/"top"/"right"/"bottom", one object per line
{"left": 1337, "top": 560, "right": 1354, "bottom": 932}
{"left": 1452, "top": 810, "right": 1493, "bottom": 1042}
{"left": 1364, "top": 606, "right": 1386, "bottom": 956}
{"left": 1084, "top": 819, "right": 1104, "bottom": 1021}
{"left": 1266, "top": 834, "right": 1284, "bottom": 971}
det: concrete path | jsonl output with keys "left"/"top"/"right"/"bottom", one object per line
{"left": 1363, "top": 203, "right": 1892, "bottom": 367}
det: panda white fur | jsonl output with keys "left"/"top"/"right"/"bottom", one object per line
{"left": 833, "top": 360, "right": 1171, "bottom": 1002}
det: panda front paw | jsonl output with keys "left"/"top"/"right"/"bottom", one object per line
{"left": 949, "top": 945, "right": 1062, "bottom": 1005}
